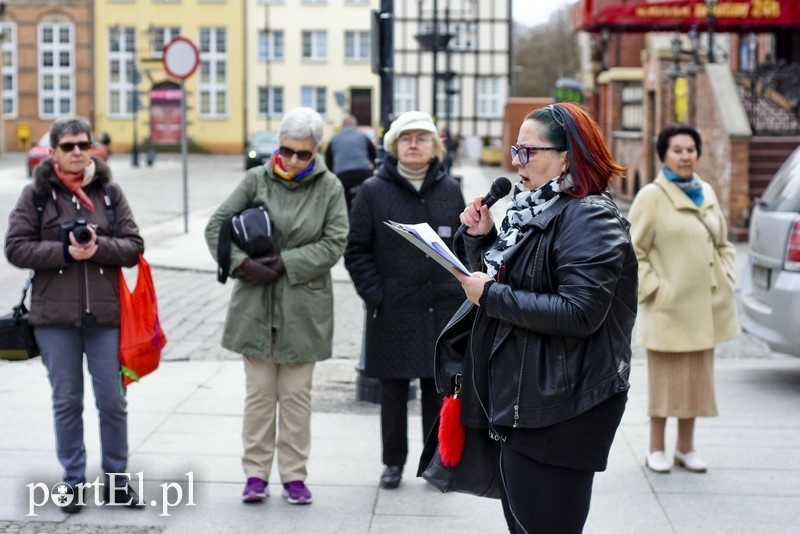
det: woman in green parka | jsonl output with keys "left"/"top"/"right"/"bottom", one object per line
{"left": 204, "top": 107, "right": 349, "bottom": 506}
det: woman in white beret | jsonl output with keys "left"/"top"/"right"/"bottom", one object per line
{"left": 344, "top": 111, "right": 466, "bottom": 490}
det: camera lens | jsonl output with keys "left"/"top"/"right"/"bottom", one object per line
{"left": 74, "top": 226, "right": 92, "bottom": 244}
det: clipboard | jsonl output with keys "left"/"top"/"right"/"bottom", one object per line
{"left": 383, "top": 220, "right": 472, "bottom": 277}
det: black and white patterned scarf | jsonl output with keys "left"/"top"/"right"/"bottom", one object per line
{"left": 484, "top": 175, "right": 564, "bottom": 278}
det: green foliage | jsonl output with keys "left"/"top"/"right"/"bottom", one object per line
{"left": 513, "top": 7, "right": 580, "bottom": 98}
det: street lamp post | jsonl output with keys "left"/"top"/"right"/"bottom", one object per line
{"left": 130, "top": 52, "right": 139, "bottom": 168}
{"left": 705, "top": 0, "right": 717, "bottom": 64}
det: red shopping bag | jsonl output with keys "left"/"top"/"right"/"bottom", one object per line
{"left": 118, "top": 254, "right": 166, "bottom": 386}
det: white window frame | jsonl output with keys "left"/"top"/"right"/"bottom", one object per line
{"left": 301, "top": 31, "right": 327, "bottom": 62}
{"left": 107, "top": 26, "right": 136, "bottom": 118}
{"left": 450, "top": 22, "right": 477, "bottom": 52}
{"left": 38, "top": 22, "right": 75, "bottom": 119}
{"left": 393, "top": 76, "right": 416, "bottom": 114}
{"left": 1, "top": 22, "right": 18, "bottom": 118}
{"left": 199, "top": 27, "right": 228, "bottom": 118}
{"left": 344, "top": 30, "right": 370, "bottom": 62}
{"left": 476, "top": 78, "right": 501, "bottom": 119}
{"left": 301, "top": 86, "right": 326, "bottom": 114}
{"left": 258, "top": 29, "right": 284, "bottom": 61}
{"left": 150, "top": 26, "right": 180, "bottom": 59}
{"left": 258, "top": 86, "right": 284, "bottom": 117}
{"left": 436, "top": 78, "right": 460, "bottom": 118}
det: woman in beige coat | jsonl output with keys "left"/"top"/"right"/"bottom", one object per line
{"left": 628, "top": 124, "right": 740, "bottom": 474}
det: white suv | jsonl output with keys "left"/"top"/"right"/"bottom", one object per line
{"left": 740, "top": 146, "right": 800, "bottom": 357}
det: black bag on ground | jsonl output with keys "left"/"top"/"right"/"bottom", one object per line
{"left": 217, "top": 205, "right": 273, "bottom": 284}
{"left": 0, "top": 276, "right": 40, "bottom": 361}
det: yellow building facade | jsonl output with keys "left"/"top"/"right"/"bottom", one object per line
{"left": 94, "top": 0, "right": 246, "bottom": 154}
{"left": 247, "top": 0, "right": 380, "bottom": 142}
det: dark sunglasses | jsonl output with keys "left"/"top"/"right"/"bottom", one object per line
{"left": 278, "top": 146, "right": 314, "bottom": 161}
{"left": 58, "top": 141, "right": 92, "bottom": 152}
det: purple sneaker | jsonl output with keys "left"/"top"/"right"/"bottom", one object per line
{"left": 282, "top": 481, "right": 312, "bottom": 505}
{"left": 242, "top": 478, "right": 268, "bottom": 503}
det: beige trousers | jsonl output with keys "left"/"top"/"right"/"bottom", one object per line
{"left": 241, "top": 356, "right": 315, "bottom": 483}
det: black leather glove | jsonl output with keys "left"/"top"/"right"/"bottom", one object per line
{"left": 237, "top": 254, "right": 284, "bottom": 283}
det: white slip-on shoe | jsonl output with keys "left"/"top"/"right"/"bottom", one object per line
{"left": 645, "top": 450, "right": 672, "bottom": 473}
{"left": 674, "top": 450, "right": 708, "bottom": 473}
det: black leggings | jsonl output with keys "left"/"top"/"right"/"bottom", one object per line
{"left": 500, "top": 442, "right": 595, "bottom": 534}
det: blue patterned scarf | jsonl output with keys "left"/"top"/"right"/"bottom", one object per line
{"left": 663, "top": 166, "right": 704, "bottom": 206}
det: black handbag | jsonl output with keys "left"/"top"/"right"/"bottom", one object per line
{"left": 0, "top": 275, "right": 40, "bottom": 361}
{"left": 416, "top": 299, "right": 501, "bottom": 499}
{"left": 217, "top": 205, "right": 273, "bottom": 283}
{"left": 418, "top": 419, "right": 502, "bottom": 499}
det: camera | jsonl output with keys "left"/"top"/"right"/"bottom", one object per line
{"left": 59, "top": 218, "right": 93, "bottom": 245}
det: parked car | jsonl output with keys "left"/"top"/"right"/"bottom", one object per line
{"left": 27, "top": 131, "right": 111, "bottom": 177}
{"left": 244, "top": 130, "right": 280, "bottom": 170}
{"left": 740, "top": 146, "right": 800, "bottom": 357}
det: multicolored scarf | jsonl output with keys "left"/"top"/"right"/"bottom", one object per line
{"left": 271, "top": 151, "right": 316, "bottom": 182}
{"left": 54, "top": 160, "right": 96, "bottom": 212}
{"left": 484, "top": 176, "right": 564, "bottom": 278}
{"left": 663, "top": 166, "right": 704, "bottom": 206}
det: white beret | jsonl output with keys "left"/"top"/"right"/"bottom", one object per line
{"left": 383, "top": 111, "right": 439, "bottom": 156}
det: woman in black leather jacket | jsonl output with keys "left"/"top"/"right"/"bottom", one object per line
{"left": 452, "top": 103, "right": 638, "bottom": 533}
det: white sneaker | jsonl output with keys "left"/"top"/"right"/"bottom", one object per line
{"left": 645, "top": 450, "right": 671, "bottom": 473}
{"left": 674, "top": 450, "right": 708, "bottom": 473}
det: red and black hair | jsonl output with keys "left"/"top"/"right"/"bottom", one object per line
{"left": 525, "top": 102, "right": 626, "bottom": 198}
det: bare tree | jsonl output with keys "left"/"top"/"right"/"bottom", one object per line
{"left": 513, "top": 7, "right": 580, "bottom": 97}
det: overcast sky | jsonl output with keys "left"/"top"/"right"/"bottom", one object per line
{"left": 513, "top": 0, "right": 578, "bottom": 28}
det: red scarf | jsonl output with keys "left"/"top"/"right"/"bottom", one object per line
{"left": 54, "top": 164, "right": 94, "bottom": 212}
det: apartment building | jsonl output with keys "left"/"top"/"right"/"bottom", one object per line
{"left": 94, "top": 0, "right": 246, "bottom": 154}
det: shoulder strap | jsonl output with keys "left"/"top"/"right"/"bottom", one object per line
{"left": 217, "top": 215, "right": 235, "bottom": 284}
{"left": 103, "top": 185, "right": 117, "bottom": 237}
{"left": 653, "top": 181, "right": 716, "bottom": 243}
{"left": 33, "top": 191, "right": 48, "bottom": 241}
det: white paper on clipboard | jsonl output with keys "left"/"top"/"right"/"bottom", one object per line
{"left": 383, "top": 220, "right": 472, "bottom": 277}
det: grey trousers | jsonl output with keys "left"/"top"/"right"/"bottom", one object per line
{"left": 35, "top": 326, "right": 127, "bottom": 486}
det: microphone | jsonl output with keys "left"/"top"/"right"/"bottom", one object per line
{"left": 453, "top": 177, "right": 512, "bottom": 240}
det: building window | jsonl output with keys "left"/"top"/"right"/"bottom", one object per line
{"left": 301, "top": 31, "right": 327, "bottom": 61}
{"left": 436, "top": 78, "right": 460, "bottom": 118}
{"left": 39, "top": 22, "right": 74, "bottom": 118}
{"left": 344, "top": 31, "right": 370, "bottom": 62}
{"left": 1, "top": 22, "right": 17, "bottom": 118}
{"left": 301, "top": 86, "right": 326, "bottom": 114}
{"left": 394, "top": 76, "right": 416, "bottom": 114}
{"left": 150, "top": 26, "right": 180, "bottom": 58}
{"left": 621, "top": 84, "right": 643, "bottom": 131}
{"left": 258, "top": 86, "right": 284, "bottom": 117}
{"left": 108, "top": 26, "right": 135, "bottom": 117}
{"left": 199, "top": 27, "right": 227, "bottom": 118}
{"left": 477, "top": 78, "right": 501, "bottom": 118}
{"left": 258, "top": 30, "right": 284, "bottom": 61}
{"left": 450, "top": 22, "right": 477, "bottom": 52}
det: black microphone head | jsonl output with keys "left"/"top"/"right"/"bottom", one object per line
{"left": 490, "top": 177, "right": 512, "bottom": 199}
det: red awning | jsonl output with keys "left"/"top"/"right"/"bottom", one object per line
{"left": 573, "top": 0, "right": 800, "bottom": 33}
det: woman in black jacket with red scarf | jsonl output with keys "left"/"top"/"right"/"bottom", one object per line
{"left": 452, "top": 103, "right": 638, "bottom": 533}
{"left": 345, "top": 111, "right": 465, "bottom": 490}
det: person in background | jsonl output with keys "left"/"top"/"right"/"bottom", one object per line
{"left": 628, "top": 123, "right": 740, "bottom": 475}
{"left": 5, "top": 115, "right": 144, "bottom": 513}
{"left": 452, "top": 102, "right": 637, "bottom": 532}
{"left": 325, "top": 115, "right": 377, "bottom": 212}
{"left": 344, "top": 111, "right": 465, "bottom": 490}
{"left": 204, "top": 107, "right": 349, "bottom": 505}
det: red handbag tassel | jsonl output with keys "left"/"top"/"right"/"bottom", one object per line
{"left": 438, "top": 394, "right": 465, "bottom": 467}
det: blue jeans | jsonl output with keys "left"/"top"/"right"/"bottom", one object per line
{"left": 35, "top": 326, "right": 127, "bottom": 485}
